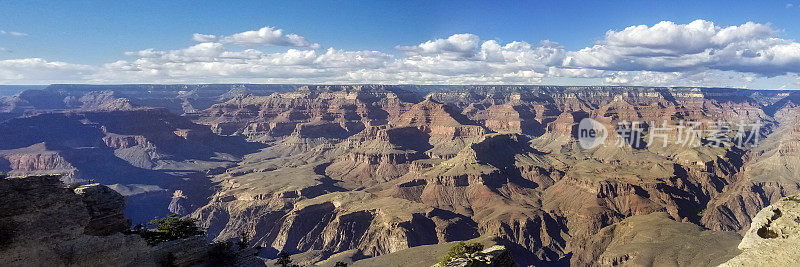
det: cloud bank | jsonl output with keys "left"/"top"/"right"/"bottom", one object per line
{"left": 192, "top": 26, "right": 322, "bottom": 49}
{"left": 2, "top": 20, "right": 800, "bottom": 87}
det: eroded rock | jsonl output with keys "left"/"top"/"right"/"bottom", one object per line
{"left": 720, "top": 195, "right": 800, "bottom": 266}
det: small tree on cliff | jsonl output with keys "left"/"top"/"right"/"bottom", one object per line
{"left": 438, "top": 241, "right": 484, "bottom": 266}
{"left": 150, "top": 214, "right": 204, "bottom": 239}
{"left": 140, "top": 214, "right": 204, "bottom": 245}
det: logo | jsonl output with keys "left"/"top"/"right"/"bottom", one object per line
{"left": 578, "top": 118, "right": 608, "bottom": 149}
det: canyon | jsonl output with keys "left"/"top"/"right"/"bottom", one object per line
{"left": 2, "top": 84, "right": 800, "bottom": 266}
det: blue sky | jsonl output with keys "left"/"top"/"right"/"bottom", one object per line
{"left": 1, "top": 0, "right": 799, "bottom": 88}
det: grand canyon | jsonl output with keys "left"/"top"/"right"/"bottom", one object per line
{"left": 3, "top": 84, "right": 800, "bottom": 266}
{"left": 4, "top": 2, "right": 800, "bottom": 265}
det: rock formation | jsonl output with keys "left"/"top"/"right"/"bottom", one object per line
{"left": 73, "top": 183, "right": 131, "bottom": 235}
{"left": 0, "top": 174, "right": 264, "bottom": 267}
{"left": 719, "top": 195, "right": 800, "bottom": 266}
{"left": 0, "top": 175, "right": 153, "bottom": 266}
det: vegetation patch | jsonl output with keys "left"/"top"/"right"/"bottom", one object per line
{"left": 757, "top": 226, "right": 779, "bottom": 239}
{"left": 438, "top": 241, "right": 484, "bottom": 266}
{"left": 136, "top": 214, "right": 205, "bottom": 245}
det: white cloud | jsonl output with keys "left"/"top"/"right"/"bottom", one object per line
{"left": 0, "top": 30, "right": 28, "bottom": 37}
{"left": 396, "top": 33, "right": 481, "bottom": 58}
{"left": 97, "top": 32, "right": 566, "bottom": 84}
{"left": 214, "top": 26, "right": 321, "bottom": 49}
{"left": 92, "top": 42, "right": 392, "bottom": 83}
{"left": 0, "top": 58, "right": 92, "bottom": 84}
{"left": 192, "top": 33, "right": 216, "bottom": 42}
{"left": 389, "top": 36, "right": 570, "bottom": 84}
{"left": 565, "top": 20, "right": 800, "bottom": 77}
{"left": 601, "top": 70, "right": 759, "bottom": 87}
{"left": 787, "top": 3, "right": 794, "bottom": 8}
{"left": 601, "top": 20, "right": 774, "bottom": 54}
{"left": 547, "top": 67, "right": 603, "bottom": 78}
{"left": 4, "top": 21, "right": 800, "bottom": 86}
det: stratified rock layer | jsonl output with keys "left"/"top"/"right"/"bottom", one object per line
{"left": 8, "top": 85, "right": 800, "bottom": 266}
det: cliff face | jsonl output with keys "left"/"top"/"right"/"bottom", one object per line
{"left": 0, "top": 175, "right": 153, "bottom": 266}
{"left": 197, "top": 85, "right": 412, "bottom": 141}
{"left": 73, "top": 183, "right": 131, "bottom": 235}
{"left": 0, "top": 175, "right": 259, "bottom": 267}
{"left": 183, "top": 85, "right": 800, "bottom": 266}
{"left": 702, "top": 107, "right": 800, "bottom": 232}
{"left": 0, "top": 84, "right": 300, "bottom": 117}
{"left": 0, "top": 144, "right": 78, "bottom": 178}
{"left": 719, "top": 195, "right": 800, "bottom": 266}
{"left": 0, "top": 108, "right": 263, "bottom": 223}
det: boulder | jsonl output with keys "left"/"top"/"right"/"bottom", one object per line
{"left": 73, "top": 183, "right": 131, "bottom": 236}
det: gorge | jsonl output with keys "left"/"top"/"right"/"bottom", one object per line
{"left": 2, "top": 84, "right": 800, "bottom": 266}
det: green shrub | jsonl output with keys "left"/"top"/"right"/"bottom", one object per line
{"left": 139, "top": 214, "right": 204, "bottom": 245}
{"left": 438, "top": 241, "right": 484, "bottom": 266}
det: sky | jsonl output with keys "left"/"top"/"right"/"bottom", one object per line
{"left": 1, "top": 0, "right": 799, "bottom": 89}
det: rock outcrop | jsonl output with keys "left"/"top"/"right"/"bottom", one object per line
{"left": 73, "top": 183, "right": 131, "bottom": 235}
{"left": 0, "top": 175, "right": 154, "bottom": 266}
{"left": 720, "top": 195, "right": 800, "bottom": 266}
{"left": 0, "top": 174, "right": 264, "bottom": 267}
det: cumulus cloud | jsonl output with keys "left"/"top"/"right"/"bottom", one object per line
{"left": 564, "top": 20, "right": 800, "bottom": 77}
{"left": 389, "top": 37, "right": 571, "bottom": 84}
{"left": 209, "top": 26, "right": 321, "bottom": 49}
{"left": 396, "top": 33, "right": 481, "bottom": 58}
{"left": 4, "top": 21, "right": 800, "bottom": 86}
{"left": 0, "top": 58, "right": 92, "bottom": 84}
{"left": 95, "top": 31, "right": 570, "bottom": 84}
{"left": 601, "top": 20, "right": 774, "bottom": 54}
{"left": 192, "top": 33, "right": 217, "bottom": 42}
{"left": 94, "top": 42, "right": 391, "bottom": 83}
{"left": 0, "top": 30, "right": 28, "bottom": 36}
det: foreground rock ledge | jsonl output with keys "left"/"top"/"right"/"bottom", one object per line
{"left": 0, "top": 175, "right": 262, "bottom": 267}
{"left": 720, "top": 195, "right": 800, "bottom": 266}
